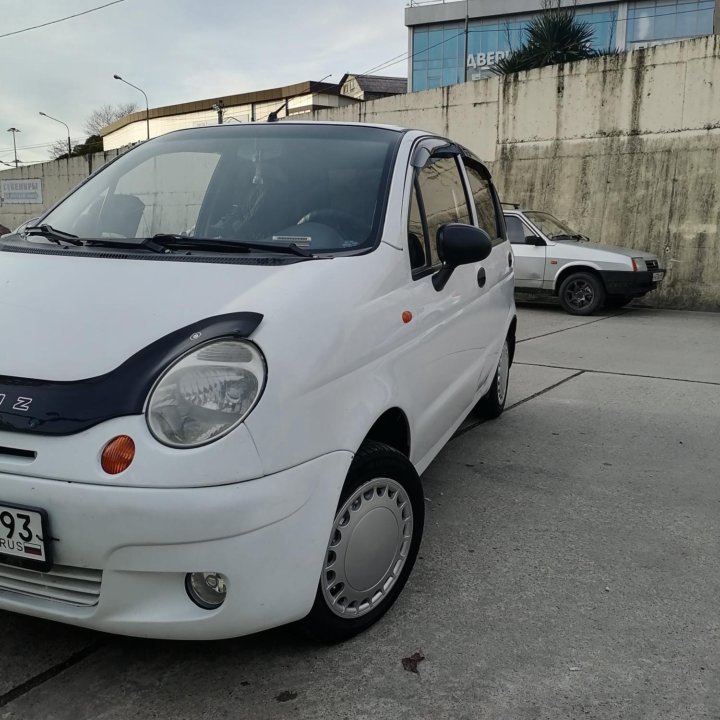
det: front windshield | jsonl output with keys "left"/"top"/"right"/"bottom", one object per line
{"left": 40, "top": 124, "right": 401, "bottom": 254}
{"left": 524, "top": 211, "right": 580, "bottom": 239}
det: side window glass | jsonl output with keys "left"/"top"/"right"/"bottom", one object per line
{"left": 505, "top": 215, "right": 527, "bottom": 245}
{"left": 465, "top": 163, "right": 500, "bottom": 241}
{"left": 407, "top": 178, "right": 428, "bottom": 271}
{"left": 464, "top": 162, "right": 502, "bottom": 245}
{"left": 416, "top": 156, "right": 471, "bottom": 267}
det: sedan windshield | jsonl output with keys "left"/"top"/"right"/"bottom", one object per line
{"left": 523, "top": 211, "right": 581, "bottom": 239}
{"left": 38, "top": 124, "right": 401, "bottom": 254}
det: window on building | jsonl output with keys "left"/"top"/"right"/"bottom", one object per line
{"left": 413, "top": 12, "right": 626, "bottom": 90}
{"left": 575, "top": 6, "right": 620, "bottom": 51}
{"left": 412, "top": 23, "right": 464, "bottom": 91}
{"left": 627, "top": 0, "right": 715, "bottom": 45}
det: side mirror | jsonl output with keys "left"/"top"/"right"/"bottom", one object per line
{"left": 433, "top": 224, "right": 493, "bottom": 291}
{"left": 525, "top": 235, "right": 545, "bottom": 246}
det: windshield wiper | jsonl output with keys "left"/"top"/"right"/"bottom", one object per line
{"left": 150, "top": 234, "right": 313, "bottom": 257}
{"left": 25, "top": 224, "right": 83, "bottom": 246}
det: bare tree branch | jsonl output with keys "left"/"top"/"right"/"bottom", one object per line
{"left": 48, "top": 138, "right": 76, "bottom": 160}
{"left": 83, "top": 102, "right": 138, "bottom": 136}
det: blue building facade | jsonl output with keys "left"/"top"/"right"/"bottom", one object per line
{"left": 407, "top": 0, "right": 716, "bottom": 91}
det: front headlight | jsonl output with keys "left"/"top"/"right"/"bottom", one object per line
{"left": 147, "top": 338, "right": 266, "bottom": 448}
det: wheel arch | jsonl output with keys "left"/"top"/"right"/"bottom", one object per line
{"left": 553, "top": 264, "right": 606, "bottom": 296}
{"left": 361, "top": 407, "right": 411, "bottom": 459}
{"left": 508, "top": 315, "right": 517, "bottom": 364}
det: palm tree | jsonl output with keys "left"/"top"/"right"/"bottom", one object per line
{"left": 493, "top": 3, "right": 611, "bottom": 75}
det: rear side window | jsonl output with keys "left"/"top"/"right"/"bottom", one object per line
{"left": 463, "top": 161, "right": 503, "bottom": 246}
{"left": 414, "top": 156, "right": 471, "bottom": 268}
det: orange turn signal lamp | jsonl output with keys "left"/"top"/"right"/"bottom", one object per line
{"left": 101, "top": 435, "right": 135, "bottom": 475}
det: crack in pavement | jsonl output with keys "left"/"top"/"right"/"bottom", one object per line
{"left": 504, "top": 370, "right": 586, "bottom": 412}
{"left": 516, "top": 309, "right": 631, "bottom": 344}
{"left": 516, "top": 362, "right": 720, "bottom": 387}
{"left": 452, "top": 370, "right": 586, "bottom": 440}
{"left": 0, "top": 640, "right": 105, "bottom": 710}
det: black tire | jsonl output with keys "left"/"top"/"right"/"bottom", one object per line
{"left": 558, "top": 271, "right": 606, "bottom": 315}
{"left": 474, "top": 338, "right": 510, "bottom": 420}
{"left": 301, "top": 440, "right": 424, "bottom": 643}
{"left": 605, "top": 294, "right": 634, "bottom": 309}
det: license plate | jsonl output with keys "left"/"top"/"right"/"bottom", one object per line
{"left": 0, "top": 502, "right": 52, "bottom": 571}
{"left": 652, "top": 271, "right": 664, "bottom": 282}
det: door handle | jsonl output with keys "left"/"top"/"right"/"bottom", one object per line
{"left": 477, "top": 267, "right": 486, "bottom": 288}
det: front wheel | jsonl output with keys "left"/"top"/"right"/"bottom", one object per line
{"left": 558, "top": 272, "right": 605, "bottom": 315}
{"left": 301, "top": 440, "right": 424, "bottom": 643}
{"left": 474, "top": 338, "right": 510, "bottom": 420}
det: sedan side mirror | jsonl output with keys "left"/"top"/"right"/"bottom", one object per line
{"left": 433, "top": 224, "right": 493, "bottom": 291}
{"left": 525, "top": 235, "right": 545, "bottom": 246}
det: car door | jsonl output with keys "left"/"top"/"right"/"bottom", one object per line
{"left": 399, "top": 142, "right": 499, "bottom": 468}
{"left": 504, "top": 213, "right": 547, "bottom": 289}
{"left": 461, "top": 157, "right": 514, "bottom": 387}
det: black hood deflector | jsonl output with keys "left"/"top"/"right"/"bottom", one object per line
{"left": 0, "top": 312, "right": 262, "bottom": 436}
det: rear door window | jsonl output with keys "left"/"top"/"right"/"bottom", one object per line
{"left": 463, "top": 161, "right": 503, "bottom": 245}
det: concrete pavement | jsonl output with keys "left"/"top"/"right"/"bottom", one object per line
{"left": 1, "top": 303, "right": 719, "bottom": 719}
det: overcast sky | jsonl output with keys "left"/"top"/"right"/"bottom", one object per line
{"left": 0, "top": 0, "right": 409, "bottom": 164}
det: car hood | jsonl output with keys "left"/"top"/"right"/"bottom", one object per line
{"left": 554, "top": 240, "right": 658, "bottom": 261}
{"left": 0, "top": 251, "right": 318, "bottom": 381}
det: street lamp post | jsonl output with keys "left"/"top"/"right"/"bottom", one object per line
{"left": 212, "top": 101, "right": 224, "bottom": 124}
{"left": 113, "top": 74, "right": 150, "bottom": 140}
{"left": 39, "top": 112, "right": 72, "bottom": 156}
{"left": 464, "top": 0, "right": 469, "bottom": 82}
{"left": 6, "top": 128, "right": 20, "bottom": 167}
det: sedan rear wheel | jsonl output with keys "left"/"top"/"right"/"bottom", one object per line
{"left": 301, "top": 440, "right": 424, "bottom": 643}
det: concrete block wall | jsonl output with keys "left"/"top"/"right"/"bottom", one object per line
{"left": 0, "top": 150, "right": 121, "bottom": 232}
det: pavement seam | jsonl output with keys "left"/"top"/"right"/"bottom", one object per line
{"left": 505, "top": 370, "right": 586, "bottom": 412}
{"left": 516, "top": 309, "right": 631, "bottom": 344}
{"left": 516, "top": 362, "right": 720, "bottom": 387}
{"left": 452, "top": 370, "right": 585, "bottom": 440}
{"left": 0, "top": 640, "right": 105, "bottom": 709}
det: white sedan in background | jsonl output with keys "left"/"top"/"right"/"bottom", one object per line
{"left": 504, "top": 205, "right": 665, "bottom": 314}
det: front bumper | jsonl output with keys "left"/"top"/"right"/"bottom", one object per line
{"left": 599, "top": 269, "right": 665, "bottom": 297}
{"left": 0, "top": 451, "right": 351, "bottom": 640}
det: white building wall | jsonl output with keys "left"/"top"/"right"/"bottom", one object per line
{"left": 103, "top": 94, "right": 356, "bottom": 150}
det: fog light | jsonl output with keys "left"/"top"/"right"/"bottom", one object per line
{"left": 185, "top": 572, "right": 228, "bottom": 610}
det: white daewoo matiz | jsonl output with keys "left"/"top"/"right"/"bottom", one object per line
{"left": 0, "top": 122, "right": 516, "bottom": 642}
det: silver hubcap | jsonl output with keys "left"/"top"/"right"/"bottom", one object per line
{"left": 497, "top": 340, "right": 510, "bottom": 405}
{"left": 322, "top": 478, "right": 413, "bottom": 618}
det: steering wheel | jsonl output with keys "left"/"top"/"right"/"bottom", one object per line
{"left": 297, "top": 209, "right": 368, "bottom": 244}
